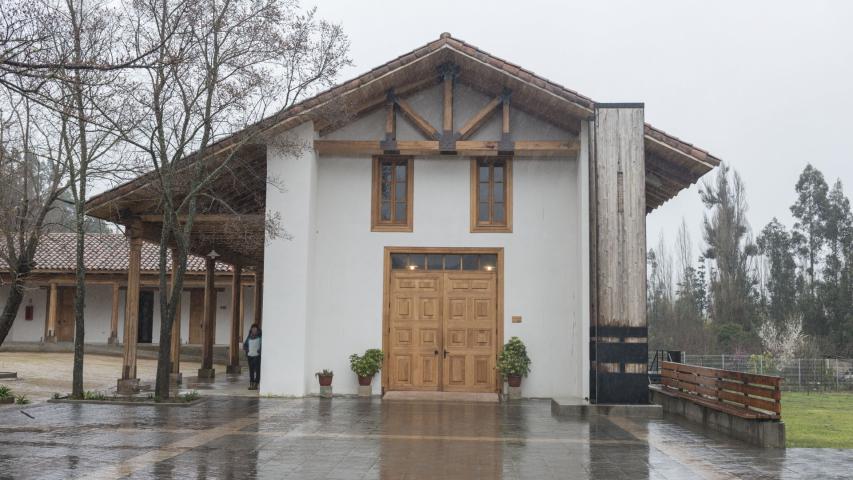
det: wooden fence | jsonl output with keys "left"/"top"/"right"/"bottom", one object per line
{"left": 660, "top": 361, "right": 782, "bottom": 419}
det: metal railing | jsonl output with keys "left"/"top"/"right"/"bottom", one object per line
{"left": 668, "top": 354, "right": 853, "bottom": 391}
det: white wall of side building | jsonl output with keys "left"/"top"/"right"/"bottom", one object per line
{"left": 0, "top": 284, "right": 254, "bottom": 345}
{"left": 260, "top": 83, "right": 590, "bottom": 399}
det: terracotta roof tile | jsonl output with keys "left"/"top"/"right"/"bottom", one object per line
{"left": 1, "top": 233, "right": 230, "bottom": 273}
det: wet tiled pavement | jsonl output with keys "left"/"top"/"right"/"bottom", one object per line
{"left": 0, "top": 397, "right": 851, "bottom": 479}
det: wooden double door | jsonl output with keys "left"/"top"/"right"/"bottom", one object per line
{"left": 388, "top": 271, "right": 498, "bottom": 393}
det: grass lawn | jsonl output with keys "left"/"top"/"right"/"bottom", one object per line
{"left": 783, "top": 392, "right": 853, "bottom": 448}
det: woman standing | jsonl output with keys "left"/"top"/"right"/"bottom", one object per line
{"left": 243, "top": 324, "right": 262, "bottom": 390}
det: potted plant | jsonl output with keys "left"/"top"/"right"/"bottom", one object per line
{"left": 315, "top": 369, "right": 334, "bottom": 387}
{"left": 349, "top": 349, "right": 384, "bottom": 386}
{"left": 497, "top": 337, "right": 531, "bottom": 387}
{"left": 0, "top": 385, "right": 12, "bottom": 404}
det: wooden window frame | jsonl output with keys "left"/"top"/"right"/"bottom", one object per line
{"left": 371, "top": 155, "right": 414, "bottom": 232}
{"left": 470, "top": 157, "right": 512, "bottom": 233}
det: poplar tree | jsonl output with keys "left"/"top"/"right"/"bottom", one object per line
{"left": 700, "top": 163, "right": 759, "bottom": 347}
{"left": 790, "top": 164, "right": 829, "bottom": 335}
{"left": 820, "top": 180, "right": 853, "bottom": 353}
{"left": 756, "top": 218, "right": 798, "bottom": 327}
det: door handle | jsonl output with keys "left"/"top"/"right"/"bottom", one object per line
{"left": 444, "top": 350, "right": 448, "bottom": 358}
{"left": 434, "top": 350, "right": 439, "bottom": 355}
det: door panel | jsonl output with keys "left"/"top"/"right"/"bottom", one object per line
{"left": 137, "top": 291, "right": 154, "bottom": 343}
{"left": 57, "top": 287, "right": 75, "bottom": 342}
{"left": 388, "top": 272, "right": 443, "bottom": 391}
{"left": 188, "top": 289, "right": 205, "bottom": 344}
{"left": 442, "top": 272, "right": 496, "bottom": 393}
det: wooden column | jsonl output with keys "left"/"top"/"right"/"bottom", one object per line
{"left": 169, "top": 248, "right": 183, "bottom": 384}
{"left": 198, "top": 256, "right": 217, "bottom": 378}
{"left": 45, "top": 283, "right": 58, "bottom": 342}
{"left": 227, "top": 265, "right": 243, "bottom": 374}
{"left": 239, "top": 285, "right": 246, "bottom": 341}
{"left": 117, "top": 233, "right": 142, "bottom": 393}
{"left": 108, "top": 283, "right": 120, "bottom": 344}
{"left": 589, "top": 103, "right": 647, "bottom": 404}
{"left": 252, "top": 269, "right": 263, "bottom": 327}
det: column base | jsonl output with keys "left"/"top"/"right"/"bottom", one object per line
{"left": 116, "top": 378, "right": 140, "bottom": 395}
{"left": 357, "top": 385, "right": 372, "bottom": 397}
{"left": 44, "top": 334, "right": 57, "bottom": 343}
{"left": 197, "top": 368, "right": 216, "bottom": 379}
{"left": 170, "top": 372, "right": 183, "bottom": 385}
{"left": 107, "top": 335, "right": 118, "bottom": 345}
{"left": 226, "top": 365, "right": 242, "bottom": 374}
{"left": 320, "top": 386, "right": 333, "bottom": 398}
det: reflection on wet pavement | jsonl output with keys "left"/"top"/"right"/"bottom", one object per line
{"left": 0, "top": 397, "right": 850, "bottom": 479}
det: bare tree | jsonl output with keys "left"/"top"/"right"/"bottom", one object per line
{"left": 47, "top": 0, "right": 136, "bottom": 398}
{"left": 0, "top": 89, "right": 67, "bottom": 345}
{"left": 117, "top": 0, "right": 350, "bottom": 400}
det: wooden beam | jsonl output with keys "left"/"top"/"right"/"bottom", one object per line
{"left": 315, "top": 139, "right": 580, "bottom": 157}
{"left": 227, "top": 265, "right": 242, "bottom": 374}
{"left": 502, "top": 97, "right": 511, "bottom": 135}
{"left": 394, "top": 97, "right": 439, "bottom": 140}
{"left": 45, "top": 283, "right": 58, "bottom": 342}
{"left": 253, "top": 270, "right": 263, "bottom": 328}
{"left": 199, "top": 257, "right": 216, "bottom": 378}
{"left": 385, "top": 98, "right": 396, "bottom": 140}
{"left": 443, "top": 71, "right": 453, "bottom": 133}
{"left": 118, "top": 233, "right": 142, "bottom": 393}
{"left": 108, "top": 283, "right": 120, "bottom": 344}
{"left": 138, "top": 214, "right": 263, "bottom": 223}
{"left": 458, "top": 96, "right": 501, "bottom": 141}
{"left": 239, "top": 284, "right": 246, "bottom": 341}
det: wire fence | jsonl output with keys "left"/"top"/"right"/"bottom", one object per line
{"left": 673, "top": 354, "right": 853, "bottom": 392}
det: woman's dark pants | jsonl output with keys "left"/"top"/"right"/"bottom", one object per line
{"left": 248, "top": 355, "right": 261, "bottom": 384}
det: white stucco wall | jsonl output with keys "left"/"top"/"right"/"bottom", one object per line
{"left": 1, "top": 286, "right": 48, "bottom": 342}
{"left": 0, "top": 283, "right": 242, "bottom": 345}
{"left": 260, "top": 84, "right": 588, "bottom": 398}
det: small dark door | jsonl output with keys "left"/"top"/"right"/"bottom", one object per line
{"left": 57, "top": 287, "right": 76, "bottom": 342}
{"left": 137, "top": 291, "right": 154, "bottom": 343}
{"left": 188, "top": 289, "right": 205, "bottom": 344}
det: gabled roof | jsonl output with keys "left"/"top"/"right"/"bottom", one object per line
{"left": 86, "top": 33, "right": 722, "bottom": 264}
{"left": 0, "top": 233, "right": 230, "bottom": 273}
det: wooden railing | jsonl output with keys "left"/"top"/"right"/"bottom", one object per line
{"left": 659, "top": 361, "right": 782, "bottom": 419}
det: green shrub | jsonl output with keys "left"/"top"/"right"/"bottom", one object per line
{"left": 181, "top": 391, "right": 200, "bottom": 402}
{"left": 315, "top": 369, "right": 334, "bottom": 377}
{"left": 497, "top": 337, "right": 531, "bottom": 378}
{"left": 349, "top": 349, "right": 384, "bottom": 377}
{"left": 14, "top": 394, "right": 29, "bottom": 405}
{"left": 83, "top": 391, "right": 107, "bottom": 401}
{"left": 0, "top": 385, "right": 11, "bottom": 399}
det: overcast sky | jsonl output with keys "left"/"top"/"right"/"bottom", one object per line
{"left": 307, "top": 0, "right": 853, "bottom": 252}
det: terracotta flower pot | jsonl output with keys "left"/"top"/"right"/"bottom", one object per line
{"left": 357, "top": 375, "right": 373, "bottom": 386}
{"left": 507, "top": 375, "right": 522, "bottom": 388}
{"left": 318, "top": 375, "right": 333, "bottom": 387}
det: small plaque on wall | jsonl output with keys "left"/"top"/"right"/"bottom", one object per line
{"left": 512, "top": 315, "right": 522, "bottom": 324}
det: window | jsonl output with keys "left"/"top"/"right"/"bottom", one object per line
{"left": 372, "top": 156, "right": 413, "bottom": 231}
{"left": 390, "top": 253, "right": 498, "bottom": 271}
{"left": 471, "top": 158, "right": 512, "bottom": 232}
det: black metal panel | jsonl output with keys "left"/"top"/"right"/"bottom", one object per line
{"left": 592, "top": 325, "right": 648, "bottom": 339}
{"left": 594, "top": 343, "right": 648, "bottom": 364}
{"left": 595, "top": 373, "right": 649, "bottom": 404}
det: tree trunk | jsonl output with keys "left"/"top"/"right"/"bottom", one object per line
{"left": 71, "top": 204, "right": 86, "bottom": 398}
{"left": 154, "top": 219, "right": 185, "bottom": 400}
